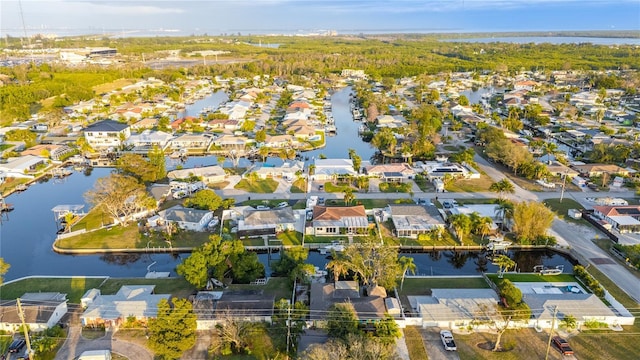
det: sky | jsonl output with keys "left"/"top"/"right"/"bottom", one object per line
{"left": 1, "top": 0, "right": 639, "bottom": 37}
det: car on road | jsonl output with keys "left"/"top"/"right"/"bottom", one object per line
{"left": 440, "top": 330, "right": 457, "bottom": 351}
{"left": 318, "top": 184, "right": 324, "bottom": 191}
{"left": 276, "top": 202, "right": 289, "bottom": 208}
{"left": 552, "top": 336, "right": 574, "bottom": 355}
{"left": 256, "top": 205, "right": 270, "bottom": 210}
{"left": 8, "top": 339, "right": 26, "bottom": 353}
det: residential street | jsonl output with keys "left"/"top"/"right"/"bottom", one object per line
{"left": 54, "top": 326, "right": 153, "bottom": 360}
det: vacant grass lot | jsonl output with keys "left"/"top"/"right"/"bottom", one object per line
{"left": 56, "top": 224, "right": 140, "bottom": 249}
{"left": 0, "top": 277, "right": 106, "bottom": 303}
{"left": 323, "top": 181, "right": 355, "bottom": 193}
{"left": 234, "top": 178, "right": 278, "bottom": 193}
{"left": 226, "top": 277, "right": 291, "bottom": 302}
{"left": 290, "top": 178, "right": 306, "bottom": 193}
{"left": 446, "top": 174, "right": 493, "bottom": 192}
{"left": 486, "top": 273, "right": 577, "bottom": 283}
{"left": 276, "top": 231, "right": 303, "bottom": 245}
{"left": 398, "top": 277, "right": 490, "bottom": 296}
{"left": 455, "top": 328, "right": 564, "bottom": 360}
{"left": 543, "top": 198, "right": 592, "bottom": 226}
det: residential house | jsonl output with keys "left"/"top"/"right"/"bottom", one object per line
{"left": 310, "top": 281, "right": 387, "bottom": 322}
{"left": 157, "top": 205, "right": 214, "bottom": 232}
{"left": 312, "top": 159, "right": 357, "bottom": 181}
{"left": 130, "top": 117, "right": 159, "bottom": 131}
{"left": 409, "top": 289, "right": 499, "bottom": 328}
{"left": 514, "top": 80, "right": 538, "bottom": 91}
{"left": 238, "top": 207, "right": 297, "bottom": 237}
{"left": 252, "top": 161, "right": 304, "bottom": 180}
{"left": 570, "top": 91, "right": 599, "bottom": 107}
{"left": 167, "top": 165, "right": 226, "bottom": 184}
{"left": 194, "top": 288, "right": 277, "bottom": 330}
{"left": 386, "top": 204, "right": 444, "bottom": 239}
{"left": 169, "top": 133, "right": 214, "bottom": 151}
{"left": 546, "top": 161, "right": 579, "bottom": 178}
{"left": 365, "top": 163, "right": 415, "bottom": 181}
{"left": 0, "top": 155, "right": 46, "bottom": 178}
{"left": 572, "top": 163, "right": 630, "bottom": 178}
{"left": 0, "top": 293, "right": 68, "bottom": 332}
{"left": 516, "top": 282, "right": 634, "bottom": 328}
{"left": 311, "top": 205, "right": 369, "bottom": 236}
{"left": 450, "top": 204, "right": 502, "bottom": 231}
{"left": 592, "top": 205, "right": 640, "bottom": 233}
{"left": 83, "top": 119, "right": 130, "bottom": 149}
{"left": 263, "top": 134, "right": 299, "bottom": 149}
{"left": 375, "top": 115, "right": 407, "bottom": 129}
{"left": 213, "top": 135, "right": 248, "bottom": 150}
{"left": 21, "top": 144, "right": 74, "bottom": 161}
{"left": 287, "top": 125, "right": 317, "bottom": 140}
{"left": 125, "top": 130, "right": 174, "bottom": 151}
{"left": 80, "top": 285, "right": 171, "bottom": 329}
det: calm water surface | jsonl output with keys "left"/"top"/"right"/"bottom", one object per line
{"left": 441, "top": 36, "right": 640, "bottom": 45}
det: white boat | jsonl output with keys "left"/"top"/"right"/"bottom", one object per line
{"left": 319, "top": 241, "right": 345, "bottom": 255}
{"left": 486, "top": 240, "right": 512, "bottom": 251}
{"left": 533, "top": 265, "right": 564, "bottom": 275}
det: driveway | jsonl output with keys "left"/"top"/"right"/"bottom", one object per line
{"left": 55, "top": 326, "right": 153, "bottom": 360}
{"left": 419, "top": 328, "right": 461, "bottom": 360}
{"left": 473, "top": 153, "right": 537, "bottom": 202}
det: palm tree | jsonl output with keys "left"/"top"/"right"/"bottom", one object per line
{"left": 258, "top": 146, "right": 270, "bottom": 162}
{"left": 399, "top": 256, "right": 417, "bottom": 291}
{"left": 489, "top": 179, "right": 515, "bottom": 200}
{"left": 542, "top": 142, "right": 559, "bottom": 165}
{"left": 495, "top": 200, "right": 514, "bottom": 231}
{"left": 448, "top": 214, "right": 472, "bottom": 245}
{"left": 343, "top": 188, "right": 355, "bottom": 206}
{"left": 474, "top": 216, "right": 494, "bottom": 241}
{"left": 493, "top": 254, "right": 516, "bottom": 278}
{"left": 326, "top": 258, "right": 349, "bottom": 284}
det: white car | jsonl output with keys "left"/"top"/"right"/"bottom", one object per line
{"left": 276, "top": 202, "right": 289, "bottom": 208}
{"left": 256, "top": 205, "right": 270, "bottom": 210}
{"left": 440, "top": 330, "right": 457, "bottom": 351}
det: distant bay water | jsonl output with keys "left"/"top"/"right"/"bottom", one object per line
{"left": 441, "top": 36, "right": 640, "bottom": 45}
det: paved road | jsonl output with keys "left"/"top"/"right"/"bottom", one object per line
{"left": 55, "top": 326, "right": 153, "bottom": 360}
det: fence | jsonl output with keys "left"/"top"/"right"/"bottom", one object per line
{"left": 581, "top": 209, "right": 619, "bottom": 243}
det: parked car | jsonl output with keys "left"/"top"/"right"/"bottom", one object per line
{"left": 440, "top": 330, "right": 457, "bottom": 351}
{"left": 8, "top": 339, "right": 26, "bottom": 353}
{"left": 318, "top": 184, "right": 324, "bottom": 191}
{"left": 552, "top": 336, "right": 574, "bottom": 355}
{"left": 276, "top": 202, "right": 289, "bottom": 208}
{"left": 256, "top": 205, "right": 270, "bottom": 210}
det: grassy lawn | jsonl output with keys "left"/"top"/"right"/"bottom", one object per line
{"left": 398, "top": 277, "right": 490, "bottom": 296}
{"left": 304, "top": 235, "right": 349, "bottom": 243}
{"left": 323, "top": 181, "right": 355, "bottom": 193}
{"left": 446, "top": 174, "right": 493, "bottom": 192}
{"left": 290, "top": 178, "right": 306, "bottom": 193}
{"left": 379, "top": 182, "right": 412, "bottom": 193}
{"left": 226, "top": 277, "right": 291, "bottom": 302}
{"left": 82, "top": 328, "right": 106, "bottom": 339}
{"left": 240, "top": 199, "right": 289, "bottom": 208}
{"left": 543, "top": 198, "right": 591, "bottom": 226}
{"left": 276, "top": 231, "right": 302, "bottom": 245}
{"left": 486, "top": 273, "right": 577, "bottom": 283}
{"left": 92, "top": 78, "right": 135, "bottom": 93}
{"left": 56, "top": 224, "right": 141, "bottom": 250}
{"left": 292, "top": 200, "right": 307, "bottom": 210}
{"left": 305, "top": 130, "right": 326, "bottom": 148}
{"left": 208, "top": 181, "right": 230, "bottom": 190}
{"left": 455, "top": 329, "right": 564, "bottom": 360}
{"left": 143, "top": 229, "right": 212, "bottom": 249}
{"left": 100, "top": 277, "right": 196, "bottom": 299}
{"left": 235, "top": 178, "right": 278, "bottom": 193}
{"left": 354, "top": 198, "right": 413, "bottom": 209}
{"left": 403, "top": 327, "right": 429, "bottom": 360}
{"left": 592, "top": 239, "right": 640, "bottom": 280}
{"left": 241, "top": 238, "right": 266, "bottom": 246}
{"left": 582, "top": 264, "right": 640, "bottom": 308}
{"left": 71, "top": 204, "right": 110, "bottom": 231}
{"left": 0, "top": 277, "right": 106, "bottom": 303}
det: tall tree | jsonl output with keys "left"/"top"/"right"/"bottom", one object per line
{"left": 326, "top": 303, "right": 360, "bottom": 341}
{"left": 343, "top": 188, "right": 355, "bottom": 206}
{"left": 183, "top": 189, "right": 223, "bottom": 210}
{"left": 448, "top": 213, "right": 472, "bottom": 245}
{"left": 399, "top": 256, "right": 417, "bottom": 291}
{"left": 493, "top": 254, "right": 516, "bottom": 278}
{"left": 147, "top": 298, "right": 197, "bottom": 360}
{"left": 84, "top": 173, "right": 156, "bottom": 226}
{"left": 0, "top": 258, "right": 9, "bottom": 285}
{"left": 148, "top": 145, "right": 167, "bottom": 181}
{"left": 489, "top": 179, "right": 515, "bottom": 200}
{"left": 512, "top": 201, "right": 555, "bottom": 244}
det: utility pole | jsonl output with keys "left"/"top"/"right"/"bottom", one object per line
{"left": 559, "top": 171, "right": 568, "bottom": 203}
{"left": 16, "top": 298, "right": 34, "bottom": 360}
{"left": 544, "top": 305, "right": 558, "bottom": 360}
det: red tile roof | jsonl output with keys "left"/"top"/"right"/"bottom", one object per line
{"left": 312, "top": 205, "right": 366, "bottom": 221}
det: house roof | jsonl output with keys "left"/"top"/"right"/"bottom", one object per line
{"left": 388, "top": 205, "right": 444, "bottom": 231}
{"left": 313, "top": 205, "right": 366, "bottom": 221}
{"left": 309, "top": 283, "right": 386, "bottom": 321}
{"left": 593, "top": 205, "right": 640, "bottom": 217}
{"left": 168, "top": 165, "right": 225, "bottom": 180}
{"left": 411, "top": 289, "right": 499, "bottom": 323}
{"left": 523, "top": 293, "right": 616, "bottom": 321}
{"left": 243, "top": 207, "right": 296, "bottom": 226}
{"left": 81, "top": 285, "right": 170, "bottom": 321}
{"left": 214, "top": 291, "right": 275, "bottom": 318}
{"left": 573, "top": 163, "right": 627, "bottom": 174}
{"left": 0, "top": 293, "right": 67, "bottom": 325}
{"left": 365, "top": 163, "right": 414, "bottom": 175}
{"left": 159, "top": 205, "right": 212, "bottom": 223}
{"left": 84, "top": 119, "right": 129, "bottom": 132}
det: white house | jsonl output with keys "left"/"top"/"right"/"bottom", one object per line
{"left": 312, "top": 158, "right": 357, "bottom": 180}
{"left": 83, "top": 119, "right": 131, "bottom": 149}
{"left": 167, "top": 165, "right": 226, "bottom": 184}
{"left": 386, "top": 204, "right": 445, "bottom": 239}
{"left": 125, "top": 130, "right": 174, "bottom": 150}
{"left": 0, "top": 155, "right": 46, "bottom": 178}
{"left": 0, "top": 293, "right": 68, "bottom": 332}
{"left": 237, "top": 207, "right": 298, "bottom": 236}
{"left": 157, "top": 205, "right": 214, "bottom": 231}
{"left": 81, "top": 285, "right": 170, "bottom": 329}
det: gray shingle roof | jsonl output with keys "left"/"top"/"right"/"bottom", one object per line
{"left": 84, "top": 119, "right": 129, "bottom": 132}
